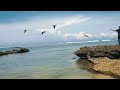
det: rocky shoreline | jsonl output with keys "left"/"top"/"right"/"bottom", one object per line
{"left": 89, "top": 57, "right": 120, "bottom": 78}
{"left": 0, "top": 47, "right": 29, "bottom": 56}
{"left": 74, "top": 45, "right": 120, "bottom": 79}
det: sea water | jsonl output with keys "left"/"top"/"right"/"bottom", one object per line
{"left": 0, "top": 40, "right": 118, "bottom": 79}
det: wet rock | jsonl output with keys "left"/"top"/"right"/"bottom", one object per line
{"left": 74, "top": 45, "right": 120, "bottom": 59}
{"left": 74, "top": 45, "right": 120, "bottom": 78}
{"left": 0, "top": 47, "right": 30, "bottom": 56}
{"left": 17, "top": 48, "right": 29, "bottom": 53}
{"left": 72, "top": 57, "right": 76, "bottom": 59}
{"left": 0, "top": 51, "right": 3, "bottom": 56}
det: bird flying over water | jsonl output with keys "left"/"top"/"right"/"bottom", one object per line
{"left": 24, "top": 30, "right": 27, "bottom": 33}
{"left": 53, "top": 25, "right": 56, "bottom": 29}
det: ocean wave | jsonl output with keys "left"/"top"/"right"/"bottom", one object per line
{"left": 65, "top": 42, "right": 83, "bottom": 44}
{"left": 86, "top": 40, "right": 99, "bottom": 42}
{"left": 0, "top": 39, "right": 113, "bottom": 49}
{"left": 54, "top": 40, "right": 99, "bottom": 46}
{"left": 101, "top": 40, "right": 111, "bottom": 41}
{"left": 54, "top": 43, "right": 65, "bottom": 45}
{"left": 55, "top": 40, "right": 112, "bottom": 45}
{"left": 66, "top": 40, "right": 100, "bottom": 44}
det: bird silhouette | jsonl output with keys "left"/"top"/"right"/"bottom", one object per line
{"left": 42, "top": 31, "right": 46, "bottom": 34}
{"left": 53, "top": 25, "right": 56, "bottom": 29}
{"left": 24, "top": 30, "right": 27, "bottom": 33}
{"left": 83, "top": 33, "right": 89, "bottom": 38}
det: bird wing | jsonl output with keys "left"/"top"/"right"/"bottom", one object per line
{"left": 53, "top": 25, "right": 56, "bottom": 29}
{"left": 42, "top": 31, "right": 46, "bottom": 34}
{"left": 24, "top": 30, "right": 27, "bottom": 33}
{"left": 83, "top": 34, "right": 89, "bottom": 37}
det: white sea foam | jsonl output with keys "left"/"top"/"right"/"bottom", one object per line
{"left": 55, "top": 40, "right": 100, "bottom": 45}
{"left": 101, "top": 40, "right": 111, "bottom": 42}
{"left": 86, "top": 40, "right": 99, "bottom": 42}
{"left": 65, "top": 42, "right": 83, "bottom": 44}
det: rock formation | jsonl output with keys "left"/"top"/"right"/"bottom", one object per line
{"left": 74, "top": 45, "right": 120, "bottom": 59}
{"left": 74, "top": 45, "right": 120, "bottom": 78}
{"left": 0, "top": 47, "right": 29, "bottom": 56}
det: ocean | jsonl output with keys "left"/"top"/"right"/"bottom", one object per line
{"left": 0, "top": 40, "right": 118, "bottom": 79}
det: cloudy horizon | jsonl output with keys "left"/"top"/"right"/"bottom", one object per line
{"left": 0, "top": 11, "right": 120, "bottom": 45}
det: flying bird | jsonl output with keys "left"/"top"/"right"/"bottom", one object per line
{"left": 83, "top": 33, "right": 89, "bottom": 38}
{"left": 24, "top": 30, "right": 27, "bottom": 33}
{"left": 53, "top": 25, "right": 56, "bottom": 29}
{"left": 42, "top": 31, "right": 46, "bottom": 34}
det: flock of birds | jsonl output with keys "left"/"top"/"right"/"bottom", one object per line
{"left": 23, "top": 24, "right": 89, "bottom": 38}
{"left": 23, "top": 25, "right": 57, "bottom": 34}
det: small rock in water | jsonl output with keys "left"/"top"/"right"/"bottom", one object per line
{"left": 0, "top": 47, "right": 29, "bottom": 56}
{"left": 72, "top": 57, "right": 76, "bottom": 59}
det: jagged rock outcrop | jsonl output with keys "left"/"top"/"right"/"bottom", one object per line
{"left": 89, "top": 57, "right": 120, "bottom": 78}
{"left": 74, "top": 45, "right": 120, "bottom": 78}
{"left": 74, "top": 45, "right": 120, "bottom": 59}
{"left": 0, "top": 47, "right": 29, "bottom": 56}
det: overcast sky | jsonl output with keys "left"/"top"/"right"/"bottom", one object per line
{"left": 0, "top": 11, "right": 120, "bottom": 44}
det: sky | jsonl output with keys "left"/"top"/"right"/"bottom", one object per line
{"left": 0, "top": 11, "right": 120, "bottom": 45}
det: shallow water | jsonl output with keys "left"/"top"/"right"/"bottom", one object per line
{"left": 0, "top": 40, "right": 117, "bottom": 79}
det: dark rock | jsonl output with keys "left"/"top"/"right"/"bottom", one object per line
{"left": 74, "top": 52, "right": 88, "bottom": 59}
{"left": 0, "top": 51, "right": 3, "bottom": 56}
{"left": 0, "top": 47, "right": 30, "bottom": 56}
{"left": 17, "top": 48, "right": 29, "bottom": 53}
{"left": 72, "top": 58, "right": 76, "bottom": 59}
{"left": 108, "top": 50, "right": 120, "bottom": 59}
{"left": 74, "top": 45, "right": 120, "bottom": 59}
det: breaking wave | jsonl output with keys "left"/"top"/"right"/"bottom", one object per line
{"left": 0, "top": 39, "right": 113, "bottom": 50}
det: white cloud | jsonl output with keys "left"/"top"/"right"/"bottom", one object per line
{"left": 63, "top": 32, "right": 90, "bottom": 40}
{"left": 0, "top": 14, "right": 118, "bottom": 43}
{"left": 93, "top": 32, "right": 117, "bottom": 38}
{"left": 0, "top": 15, "right": 90, "bottom": 33}
{"left": 55, "top": 15, "right": 91, "bottom": 29}
{"left": 61, "top": 31, "right": 118, "bottom": 41}
{"left": 35, "top": 15, "right": 91, "bottom": 40}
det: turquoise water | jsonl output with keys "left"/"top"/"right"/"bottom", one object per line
{"left": 0, "top": 40, "right": 118, "bottom": 79}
